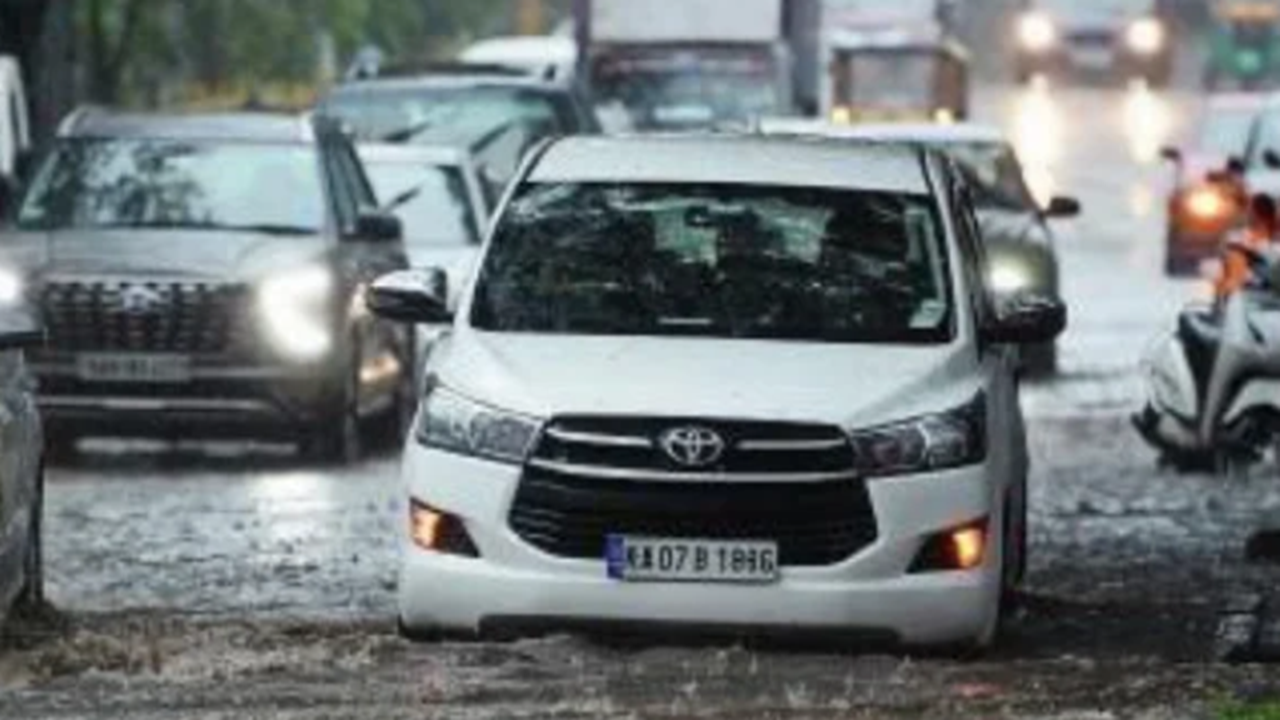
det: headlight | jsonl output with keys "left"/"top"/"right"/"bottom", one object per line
{"left": 257, "top": 265, "right": 335, "bottom": 361}
{"left": 848, "top": 395, "right": 986, "bottom": 478}
{"left": 1126, "top": 17, "right": 1164, "bottom": 55}
{"left": 416, "top": 384, "right": 541, "bottom": 464}
{"left": 1018, "top": 13, "right": 1057, "bottom": 52}
{"left": 989, "top": 261, "right": 1034, "bottom": 295}
{"left": 1183, "top": 185, "right": 1233, "bottom": 222}
{"left": 0, "top": 267, "right": 23, "bottom": 305}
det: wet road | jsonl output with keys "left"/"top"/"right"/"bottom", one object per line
{"left": 7, "top": 85, "right": 1280, "bottom": 718}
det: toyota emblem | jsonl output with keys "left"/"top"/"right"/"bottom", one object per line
{"left": 119, "top": 285, "right": 165, "bottom": 316}
{"left": 658, "top": 426, "right": 726, "bottom": 469}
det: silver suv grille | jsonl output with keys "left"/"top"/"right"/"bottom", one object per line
{"left": 39, "top": 280, "right": 250, "bottom": 354}
{"left": 509, "top": 417, "right": 877, "bottom": 566}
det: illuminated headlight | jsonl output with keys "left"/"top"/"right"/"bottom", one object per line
{"left": 848, "top": 395, "right": 986, "bottom": 478}
{"left": 257, "top": 265, "right": 334, "bottom": 361}
{"left": 0, "top": 267, "right": 23, "bottom": 305}
{"left": 1126, "top": 17, "right": 1164, "bottom": 55}
{"left": 416, "top": 384, "right": 541, "bottom": 464}
{"left": 1018, "top": 13, "right": 1057, "bottom": 52}
{"left": 1183, "top": 185, "right": 1232, "bottom": 221}
{"left": 989, "top": 262, "right": 1033, "bottom": 295}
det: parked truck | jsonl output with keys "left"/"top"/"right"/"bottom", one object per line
{"left": 578, "top": 0, "right": 821, "bottom": 131}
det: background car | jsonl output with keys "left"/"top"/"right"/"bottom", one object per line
{"left": 371, "top": 134, "right": 1065, "bottom": 650}
{"left": 320, "top": 63, "right": 600, "bottom": 191}
{"left": 5, "top": 110, "right": 413, "bottom": 464}
{"left": 0, "top": 312, "right": 46, "bottom": 627}
{"left": 760, "top": 119, "right": 1080, "bottom": 376}
{"left": 357, "top": 142, "right": 491, "bottom": 384}
{"left": 1013, "top": 0, "right": 1173, "bottom": 86}
{"left": 1160, "top": 93, "right": 1263, "bottom": 275}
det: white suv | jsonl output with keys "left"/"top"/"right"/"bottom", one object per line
{"left": 368, "top": 135, "right": 1066, "bottom": 649}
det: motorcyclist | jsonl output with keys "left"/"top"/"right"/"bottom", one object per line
{"left": 1214, "top": 192, "right": 1278, "bottom": 303}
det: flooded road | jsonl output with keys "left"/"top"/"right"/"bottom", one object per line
{"left": 6, "top": 85, "right": 1280, "bottom": 719}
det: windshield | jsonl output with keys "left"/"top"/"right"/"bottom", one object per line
{"left": 837, "top": 52, "right": 936, "bottom": 109}
{"left": 363, "top": 160, "right": 479, "bottom": 248}
{"left": 322, "top": 85, "right": 566, "bottom": 144}
{"left": 471, "top": 182, "right": 953, "bottom": 344}
{"left": 945, "top": 142, "right": 1038, "bottom": 212}
{"left": 1198, "top": 106, "right": 1258, "bottom": 155}
{"left": 591, "top": 51, "right": 785, "bottom": 130}
{"left": 17, "top": 138, "right": 324, "bottom": 233}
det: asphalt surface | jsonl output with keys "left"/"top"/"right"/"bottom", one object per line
{"left": 5, "top": 85, "right": 1280, "bottom": 719}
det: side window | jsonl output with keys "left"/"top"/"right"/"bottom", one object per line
{"left": 322, "top": 143, "right": 358, "bottom": 234}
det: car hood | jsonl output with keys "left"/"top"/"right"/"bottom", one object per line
{"left": 0, "top": 229, "right": 327, "bottom": 282}
{"left": 434, "top": 330, "right": 981, "bottom": 429}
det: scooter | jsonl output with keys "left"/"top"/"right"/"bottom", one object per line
{"left": 1134, "top": 245, "right": 1280, "bottom": 474}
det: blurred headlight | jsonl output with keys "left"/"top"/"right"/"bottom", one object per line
{"left": 848, "top": 395, "right": 987, "bottom": 478}
{"left": 1183, "top": 185, "right": 1233, "bottom": 221}
{"left": 0, "top": 267, "right": 23, "bottom": 306}
{"left": 416, "top": 384, "right": 541, "bottom": 464}
{"left": 1126, "top": 17, "right": 1164, "bottom": 55}
{"left": 831, "top": 106, "right": 853, "bottom": 125}
{"left": 257, "top": 265, "right": 334, "bottom": 361}
{"left": 1018, "top": 13, "right": 1057, "bottom": 52}
{"left": 989, "top": 262, "right": 1033, "bottom": 295}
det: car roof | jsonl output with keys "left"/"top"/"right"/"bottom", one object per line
{"left": 530, "top": 135, "right": 930, "bottom": 194}
{"left": 758, "top": 119, "right": 1007, "bottom": 146}
{"left": 460, "top": 36, "right": 577, "bottom": 65}
{"left": 356, "top": 142, "right": 468, "bottom": 166}
{"left": 59, "top": 108, "right": 319, "bottom": 143}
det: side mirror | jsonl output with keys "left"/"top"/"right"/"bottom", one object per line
{"left": 1044, "top": 196, "right": 1081, "bottom": 218}
{"left": 982, "top": 293, "right": 1067, "bottom": 345}
{"left": 1160, "top": 146, "right": 1182, "bottom": 164}
{"left": 366, "top": 268, "right": 451, "bottom": 324}
{"left": 353, "top": 211, "right": 403, "bottom": 243}
{"left": 1227, "top": 156, "right": 1247, "bottom": 175}
{"left": 1262, "top": 149, "right": 1280, "bottom": 170}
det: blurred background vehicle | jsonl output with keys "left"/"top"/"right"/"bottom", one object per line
{"left": 459, "top": 35, "right": 578, "bottom": 84}
{"left": 760, "top": 119, "right": 1079, "bottom": 375}
{"left": 0, "top": 314, "right": 46, "bottom": 630}
{"left": 7, "top": 111, "right": 414, "bottom": 464}
{"left": 1013, "top": 0, "right": 1174, "bottom": 86}
{"left": 580, "top": 0, "right": 814, "bottom": 130}
{"left": 320, "top": 62, "right": 599, "bottom": 191}
{"left": 1160, "top": 93, "right": 1262, "bottom": 275}
{"left": 357, "top": 142, "right": 490, "bottom": 386}
{"left": 1203, "top": 1, "right": 1280, "bottom": 90}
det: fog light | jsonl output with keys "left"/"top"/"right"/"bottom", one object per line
{"left": 910, "top": 519, "right": 988, "bottom": 573}
{"left": 409, "top": 499, "right": 478, "bottom": 556}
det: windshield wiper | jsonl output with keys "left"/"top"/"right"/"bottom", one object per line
{"left": 202, "top": 222, "right": 317, "bottom": 236}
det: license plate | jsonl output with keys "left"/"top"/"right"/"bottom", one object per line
{"left": 606, "top": 536, "right": 780, "bottom": 584}
{"left": 76, "top": 354, "right": 192, "bottom": 383}
{"left": 1071, "top": 47, "right": 1114, "bottom": 70}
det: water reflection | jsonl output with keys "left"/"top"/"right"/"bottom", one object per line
{"left": 1122, "top": 81, "right": 1173, "bottom": 165}
{"left": 1010, "top": 83, "right": 1061, "bottom": 206}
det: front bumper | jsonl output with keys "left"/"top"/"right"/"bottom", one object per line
{"left": 397, "top": 447, "right": 1003, "bottom": 646}
{"left": 1018, "top": 42, "right": 1170, "bottom": 79}
{"left": 32, "top": 360, "right": 338, "bottom": 438}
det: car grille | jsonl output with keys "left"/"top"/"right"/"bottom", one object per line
{"left": 508, "top": 417, "right": 877, "bottom": 567}
{"left": 1067, "top": 29, "right": 1116, "bottom": 47}
{"left": 39, "top": 280, "right": 251, "bottom": 355}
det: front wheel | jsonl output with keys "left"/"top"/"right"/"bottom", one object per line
{"left": 15, "top": 463, "right": 44, "bottom": 612}
{"left": 303, "top": 351, "right": 363, "bottom": 465}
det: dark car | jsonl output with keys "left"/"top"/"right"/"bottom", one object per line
{"left": 3, "top": 110, "right": 414, "bottom": 463}
{"left": 1014, "top": 0, "right": 1173, "bottom": 86}
{"left": 319, "top": 63, "right": 600, "bottom": 192}
{"left": 761, "top": 120, "right": 1080, "bottom": 375}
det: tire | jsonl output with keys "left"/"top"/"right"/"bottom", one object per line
{"left": 303, "top": 350, "right": 363, "bottom": 466}
{"left": 15, "top": 463, "right": 44, "bottom": 612}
